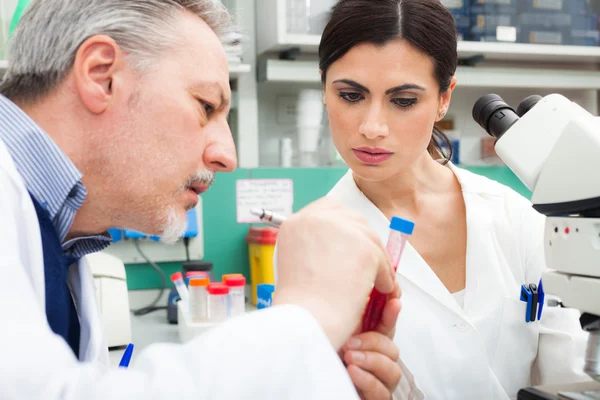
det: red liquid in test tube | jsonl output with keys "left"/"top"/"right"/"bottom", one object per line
{"left": 361, "top": 217, "right": 414, "bottom": 333}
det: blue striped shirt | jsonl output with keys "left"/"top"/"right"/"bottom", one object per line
{"left": 0, "top": 95, "right": 110, "bottom": 258}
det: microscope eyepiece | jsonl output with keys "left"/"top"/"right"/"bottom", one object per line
{"left": 472, "top": 94, "right": 520, "bottom": 140}
{"left": 516, "top": 95, "right": 543, "bottom": 117}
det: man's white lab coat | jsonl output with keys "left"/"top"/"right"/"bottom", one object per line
{"left": 0, "top": 138, "right": 359, "bottom": 400}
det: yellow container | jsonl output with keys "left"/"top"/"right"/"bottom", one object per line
{"left": 246, "top": 227, "right": 278, "bottom": 305}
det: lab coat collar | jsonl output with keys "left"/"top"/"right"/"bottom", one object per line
{"left": 328, "top": 163, "right": 503, "bottom": 318}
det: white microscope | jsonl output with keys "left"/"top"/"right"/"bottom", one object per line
{"left": 472, "top": 93, "right": 600, "bottom": 399}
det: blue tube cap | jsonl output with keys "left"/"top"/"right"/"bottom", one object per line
{"left": 390, "top": 217, "right": 415, "bottom": 235}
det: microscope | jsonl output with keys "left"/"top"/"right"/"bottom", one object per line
{"left": 472, "top": 93, "right": 600, "bottom": 399}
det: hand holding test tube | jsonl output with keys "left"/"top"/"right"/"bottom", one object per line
{"left": 252, "top": 207, "right": 413, "bottom": 333}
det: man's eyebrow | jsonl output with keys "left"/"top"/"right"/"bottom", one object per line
{"left": 189, "top": 82, "right": 228, "bottom": 108}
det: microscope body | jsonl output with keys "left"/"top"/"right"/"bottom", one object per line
{"left": 473, "top": 93, "right": 600, "bottom": 395}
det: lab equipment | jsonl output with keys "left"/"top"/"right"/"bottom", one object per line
{"left": 189, "top": 276, "right": 210, "bottom": 322}
{"left": 225, "top": 276, "right": 246, "bottom": 317}
{"left": 286, "top": 0, "right": 310, "bottom": 34}
{"left": 246, "top": 226, "right": 278, "bottom": 305}
{"left": 87, "top": 251, "right": 132, "bottom": 349}
{"left": 208, "top": 284, "right": 229, "bottom": 322}
{"left": 250, "top": 208, "right": 286, "bottom": 227}
{"left": 297, "top": 89, "right": 324, "bottom": 167}
{"left": 183, "top": 260, "right": 214, "bottom": 282}
{"left": 186, "top": 271, "right": 208, "bottom": 286}
{"left": 257, "top": 284, "right": 275, "bottom": 310}
{"left": 361, "top": 217, "right": 415, "bottom": 333}
{"left": 472, "top": 93, "right": 600, "bottom": 396}
{"left": 119, "top": 343, "right": 134, "bottom": 368}
{"left": 279, "top": 137, "right": 293, "bottom": 167}
{"left": 170, "top": 272, "right": 189, "bottom": 303}
{"left": 222, "top": 273, "right": 243, "bottom": 282}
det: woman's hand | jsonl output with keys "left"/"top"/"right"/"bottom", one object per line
{"left": 342, "top": 284, "right": 402, "bottom": 399}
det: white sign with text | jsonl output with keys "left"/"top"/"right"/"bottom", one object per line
{"left": 236, "top": 179, "right": 294, "bottom": 223}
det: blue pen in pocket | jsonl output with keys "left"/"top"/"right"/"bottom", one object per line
{"left": 119, "top": 343, "right": 134, "bottom": 368}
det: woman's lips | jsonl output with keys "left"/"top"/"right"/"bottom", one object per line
{"left": 352, "top": 147, "right": 394, "bottom": 165}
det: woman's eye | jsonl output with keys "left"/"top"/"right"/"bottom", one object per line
{"left": 392, "top": 98, "right": 418, "bottom": 109}
{"left": 339, "top": 91, "right": 364, "bottom": 103}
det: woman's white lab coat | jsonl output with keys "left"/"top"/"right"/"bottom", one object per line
{"left": 327, "top": 165, "right": 591, "bottom": 400}
{"left": 0, "top": 139, "right": 360, "bottom": 400}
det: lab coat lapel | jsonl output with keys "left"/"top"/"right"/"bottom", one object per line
{"left": 69, "top": 257, "right": 109, "bottom": 366}
{"left": 450, "top": 165, "right": 516, "bottom": 364}
{"left": 328, "top": 171, "right": 465, "bottom": 317}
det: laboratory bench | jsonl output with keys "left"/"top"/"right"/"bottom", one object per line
{"left": 108, "top": 290, "right": 257, "bottom": 366}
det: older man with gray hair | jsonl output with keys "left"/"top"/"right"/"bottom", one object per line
{"left": 0, "top": 0, "right": 401, "bottom": 399}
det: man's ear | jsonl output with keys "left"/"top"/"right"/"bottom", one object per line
{"left": 73, "top": 35, "right": 123, "bottom": 114}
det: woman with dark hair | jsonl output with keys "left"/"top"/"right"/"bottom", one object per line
{"left": 318, "top": 0, "right": 590, "bottom": 398}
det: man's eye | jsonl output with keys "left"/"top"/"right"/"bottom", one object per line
{"left": 199, "top": 100, "right": 215, "bottom": 116}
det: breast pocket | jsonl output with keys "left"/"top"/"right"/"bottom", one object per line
{"left": 492, "top": 298, "right": 540, "bottom": 398}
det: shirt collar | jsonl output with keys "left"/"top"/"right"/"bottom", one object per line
{"left": 0, "top": 94, "right": 83, "bottom": 221}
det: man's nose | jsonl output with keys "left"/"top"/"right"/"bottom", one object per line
{"left": 203, "top": 120, "right": 237, "bottom": 172}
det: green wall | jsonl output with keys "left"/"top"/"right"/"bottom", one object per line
{"left": 125, "top": 165, "right": 530, "bottom": 290}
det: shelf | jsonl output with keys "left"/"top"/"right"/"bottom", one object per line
{"left": 457, "top": 41, "right": 600, "bottom": 64}
{"left": 229, "top": 63, "right": 252, "bottom": 79}
{"left": 258, "top": 32, "right": 600, "bottom": 64}
{"left": 259, "top": 59, "right": 600, "bottom": 89}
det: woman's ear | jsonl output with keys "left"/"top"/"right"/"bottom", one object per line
{"left": 438, "top": 76, "right": 457, "bottom": 120}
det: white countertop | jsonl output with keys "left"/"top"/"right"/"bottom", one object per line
{"left": 108, "top": 308, "right": 179, "bottom": 366}
{"left": 109, "top": 290, "right": 256, "bottom": 366}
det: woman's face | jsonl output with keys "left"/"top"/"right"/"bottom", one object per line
{"left": 324, "top": 39, "right": 454, "bottom": 182}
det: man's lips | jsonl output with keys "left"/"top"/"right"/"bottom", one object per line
{"left": 188, "top": 183, "right": 209, "bottom": 195}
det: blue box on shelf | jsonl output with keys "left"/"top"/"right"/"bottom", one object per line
{"left": 572, "top": 30, "right": 600, "bottom": 46}
{"left": 452, "top": 12, "right": 471, "bottom": 40}
{"left": 518, "top": 12, "right": 571, "bottom": 28}
{"left": 573, "top": 14, "right": 598, "bottom": 31}
{"left": 470, "top": 0, "right": 517, "bottom": 15}
{"left": 519, "top": 26, "right": 570, "bottom": 45}
{"left": 471, "top": 13, "right": 514, "bottom": 29}
{"left": 519, "top": 0, "right": 590, "bottom": 14}
{"left": 441, "top": 0, "right": 469, "bottom": 14}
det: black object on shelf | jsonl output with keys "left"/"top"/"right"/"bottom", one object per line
{"left": 183, "top": 261, "right": 215, "bottom": 282}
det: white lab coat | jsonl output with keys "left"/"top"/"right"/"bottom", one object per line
{"left": 0, "top": 138, "right": 359, "bottom": 400}
{"left": 326, "top": 165, "right": 591, "bottom": 400}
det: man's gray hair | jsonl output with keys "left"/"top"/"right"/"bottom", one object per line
{"left": 0, "top": 0, "right": 235, "bottom": 103}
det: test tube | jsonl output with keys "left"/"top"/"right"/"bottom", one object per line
{"left": 224, "top": 276, "right": 246, "bottom": 317}
{"left": 208, "top": 283, "right": 230, "bottom": 322}
{"left": 186, "top": 271, "right": 208, "bottom": 286}
{"left": 170, "top": 272, "right": 189, "bottom": 303}
{"left": 189, "top": 276, "right": 210, "bottom": 322}
{"left": 361, "top": 216, "right": 414, "bottom": 332}
{"left": 222, "top": 273, "right": 243, "bottom": 282}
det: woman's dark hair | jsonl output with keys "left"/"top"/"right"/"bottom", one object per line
{"left": 319, "top": 0, "right": 458, "bottom": 163}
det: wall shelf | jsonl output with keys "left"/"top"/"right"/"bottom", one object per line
{"left": 229, "top": 63, "right": 252, "bottom": 79}
{"left": 258, "top": 33, "right": 600, "bottom": 65}
{"left": 259, "top": 59, "right": 600, "bottom": 90}
{"left": 256, "top": 0, "right": 600, "bottom": 64}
